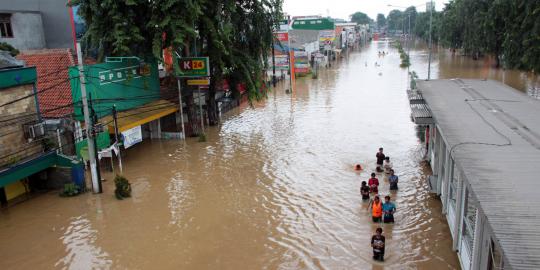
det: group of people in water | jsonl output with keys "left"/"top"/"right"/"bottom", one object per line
{"left": 357, "top": 147, "right": 399, "bottom": 262}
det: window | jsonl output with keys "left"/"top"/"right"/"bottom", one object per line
{"left": 449, "top": 161, "right": 458, "bottom": 208}
{"left": 462, "top": 188, "right": 477, "bottom": 252}
{"left": 488, "top": 239, "right": 504, "bottom": 270}
{"left": 0, "top": 14, "right": 14, "bottom": 38}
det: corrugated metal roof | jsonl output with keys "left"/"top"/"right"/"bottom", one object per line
{"left": 410, "top": 103, "right": 433, "bottom": 125}
{"left": 407, "top": 90, "right": 425, "bottom": 104}
{"left": 418, "top": 79, "right": 540, "bottom": 270}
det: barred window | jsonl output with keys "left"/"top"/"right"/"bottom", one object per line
{"left": 0, "top": 14, "right": 14, "bottom": 38}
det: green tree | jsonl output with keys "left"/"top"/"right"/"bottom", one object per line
{"left": 71, "top": 0, "right": 201, "bottom": 61}
{"left": 404, "top": 6, "right": 417, "bottom": 34}
{"left": 386, "top": 10, "right": 403, "bottom": 32}
{"left": 350, "top": 12, "right": 372, "bottom": 25}
{"left": 376, "top": 13, "right": 386, "bottom": 29}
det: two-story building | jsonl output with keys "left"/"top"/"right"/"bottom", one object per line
{"left": 0, "top": 0, "right": 75, "bottom": 50}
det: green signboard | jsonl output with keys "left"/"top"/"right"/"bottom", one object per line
{"left": 173, "top": 57, "right": 210, "bottom": 77}
{"left": 69, "top": 58, "right": 160, "bottom": 120}
{"left": 291, "top": 18, "right": 335, "bottom": 30}
{"left": 0, "top": 67, "right": 37, "bottom": 90}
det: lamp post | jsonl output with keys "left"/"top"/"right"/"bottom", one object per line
{"left": 427, "top": 0, "right": 433, "bottom": 80}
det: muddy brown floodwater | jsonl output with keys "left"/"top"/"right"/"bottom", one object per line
{"left": 6, "top": 38, "right": 536, "bottom": 270}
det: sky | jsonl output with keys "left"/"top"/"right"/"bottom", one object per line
{"left": 283, "top": 0, "right": 449, "bottom": 21}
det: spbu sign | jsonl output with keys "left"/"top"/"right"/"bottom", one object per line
{"left": 174, "top": 57, "right": 210, "bottom": 77}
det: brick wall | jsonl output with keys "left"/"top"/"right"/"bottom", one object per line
{"left": 0, "top": 84, "right": 43, "bottom": 167}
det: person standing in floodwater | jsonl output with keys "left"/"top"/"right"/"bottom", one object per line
{"left": 360, "top": 181, "right": 370, "bottom": 200}
{"left": 383, "top": 195, "right": 396, "bottom": 223}
{"left": 383, "top": 156, "right": 393, "bottom": 174}
{"left": 371, "top": 227, "right": 386, "bottom": 261}
{"left": 368, "top": 173, "right": 379, "bottom": 193}
{"left": 389, "top": 169, "right": 398, "bottom": 190}
{"left": 376, "top": 148, "right": 385, "bottom": 172}
{"left": 369, "top": 195, "right": 383, "bottom": 223}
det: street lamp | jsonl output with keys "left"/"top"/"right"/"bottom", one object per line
{"left": 427, "top": 0, "right": 433, "bottom": 80}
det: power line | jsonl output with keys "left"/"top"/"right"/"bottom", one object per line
{"left": 0, "top": 76, "right": 80, "bottom": 108}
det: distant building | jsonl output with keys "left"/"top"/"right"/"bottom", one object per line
{"left": 0, "top": 0, "right": 75, "bottom": 50}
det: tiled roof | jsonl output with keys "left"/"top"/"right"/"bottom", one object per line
{"left": 17, "top": 49, "right": 75, "bottom": 118}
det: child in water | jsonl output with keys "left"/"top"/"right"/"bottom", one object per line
{"left": 371, "top": 227, "right": 386, "bottom": 261}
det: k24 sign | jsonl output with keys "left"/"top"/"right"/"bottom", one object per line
{"left": 174, "top": 57, "right": 210, "bottom": 77}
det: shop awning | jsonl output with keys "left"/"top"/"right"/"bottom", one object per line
{"left": 101, "top": 99, "right": 178, "bottom": 133}
{"left": 0, "top": 152, "right": 80, "bottom": 188}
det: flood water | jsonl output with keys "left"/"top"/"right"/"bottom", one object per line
{"left": 5, "top": 38, "right": 536, "bottom": 270}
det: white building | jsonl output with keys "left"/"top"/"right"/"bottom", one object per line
{"left": 411, "top": 79, "right": 540, "bottom": 270}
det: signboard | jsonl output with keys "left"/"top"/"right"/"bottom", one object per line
{"left": 292, "top": 18, "right": 335, "bottom": 30}
{"left": 274, "top": 32, "right": 289, "bottom": 42}
{"left": 122, "top": 126, "right": 143, "bottom": 149}
{"left": 294, "top": 51, "right": 310, "bottom": 74}
{"left": 187, "top": 79, "right": 210, "bottom": 86}
{"left": 268, "top": 54, "right": 289, "bottom": 70}
{"left": 69, "top": 58, "right": 160, "bottom": 120}
{"left": 319, "top": 30, "right": 336, "bottom": 44}
{"left": 174, "top": 57, "right": 210, "bottom": 77}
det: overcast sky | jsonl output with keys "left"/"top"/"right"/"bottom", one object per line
{"left": 283, "top": 0, "right": 449, "bottom": 21}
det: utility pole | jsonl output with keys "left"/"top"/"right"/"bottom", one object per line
{"left": 271, "top": 35, "right": 277, "bottom": 88}
{"left": 427, "top": 0, "right": 433, "bottom": 80}
{"left": 176, "top": 78, "right": 186, "bottom": 140}
{"left": 76, "top": 42, "right": 101, "bottom": 193}
{"left": 407, "top": 13, "right": 411, "bottom": 90}
{"left": 112, "top": 105, "right": 123, "bottom": 173}
{"left": 88, "top": 94, "right": 103, "bottom": 193}
{"left": 287, "top": 15, "right": 293, "bottom": 94}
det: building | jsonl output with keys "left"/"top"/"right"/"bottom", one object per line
{"left": 17, "top": 49, "right": 76, "bottom": 118}
{"left": 68, "top": 57, "right": 180, "bottom": 160}
{"left": 412, "top": 79, "right": 540, "bottom": 270}
{"left": 0, "top": 0, "right": 75, "bottom": 50}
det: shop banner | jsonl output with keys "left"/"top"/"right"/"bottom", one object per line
{"left": 122, "top": 126, "right": 143, "bottom": 149}
{"left": 274, "top": 32, "right": 289, "bottom": 42}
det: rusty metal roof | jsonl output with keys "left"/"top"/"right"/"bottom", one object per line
{"left": 418, "top": 79, "right": 540, "bottom": 269}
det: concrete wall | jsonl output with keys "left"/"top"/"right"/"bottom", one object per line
{"left": 0, "top": 0, "right": 74, "bottom": 49}
{"left": 0, "top": 83, "right": 42, "bottom": 167}
{"left": 0, "top": 12, "right": 46, "bottom": 50}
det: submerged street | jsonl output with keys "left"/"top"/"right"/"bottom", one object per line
{"left": 2, "top": 40, "right": 488, "bottom": 269}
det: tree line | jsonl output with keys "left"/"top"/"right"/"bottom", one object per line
{"left": 385, "top": 1, "right": 539, "bottom": 72}
{"left": 71, "top": 0, "right": 283, "bottom": 134}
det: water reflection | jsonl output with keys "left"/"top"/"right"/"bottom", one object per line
{"left": 55, "top": 216, "right": 112, "bottom": 270}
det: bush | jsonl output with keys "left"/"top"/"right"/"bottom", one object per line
{"left": 0, "top": 42, "right": 19, "bottom": 56}
{"left": 60, "top": 183, "right": 81, "bottom": 197}
{"left": 114, "top": 175, "right": 132, "bottom": 200}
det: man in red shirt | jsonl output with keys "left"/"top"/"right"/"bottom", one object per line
{"left": 368, "top": 172, "right": 379, "bottom": 193}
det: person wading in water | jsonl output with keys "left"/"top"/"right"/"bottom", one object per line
{"left": 376, "top": 148, "right": 385, "bottom": 172}
{"left": 371, "top": 227, "right": 386, "bottom": 261}
{"left": 360, "top": 181, "right": 370, "bottom": 200}
{"left": 368, "top": 173, "right": 379, "bottom": 193}
{"left": 369, "top": 195, "right": 383, "bottom": 223}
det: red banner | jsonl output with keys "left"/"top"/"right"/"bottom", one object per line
{"left": 274, "top": 32, "right": 289, "bottom": 42}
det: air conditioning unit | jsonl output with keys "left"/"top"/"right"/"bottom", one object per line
{"left": 24, "top": 122, "right": 45, "bottom": 140}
